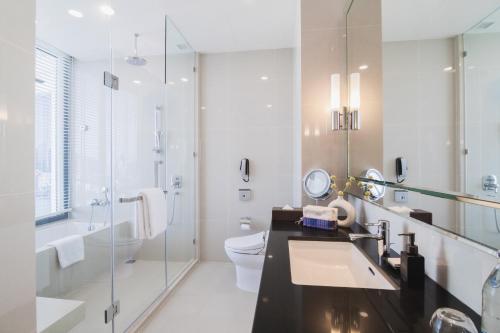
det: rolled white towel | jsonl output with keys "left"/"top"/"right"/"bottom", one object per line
{"left": 388, "top": 206, "right": 414, "bottom": 216}
{"left": 303, "top": 205, "right": 338, "bottom": 221}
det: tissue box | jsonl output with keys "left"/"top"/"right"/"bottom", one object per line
{"left": 303, "top": 217, "right": 337, "bottom": 231}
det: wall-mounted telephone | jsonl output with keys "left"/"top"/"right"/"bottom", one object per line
{"left": 396, "top": 157, "right": 408, "bottom": 183}
{"left": 240, "top": 158, "right": 250, "bottom": 182}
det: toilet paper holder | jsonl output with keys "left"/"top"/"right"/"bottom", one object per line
{"left": 240, "top": 217, "right": 252, "bottom": 230}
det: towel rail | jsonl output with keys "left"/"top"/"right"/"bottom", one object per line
{"left": 119, "top": 196, "right": 143, "bottom": 203}
{"left": 118, "top": 190, "right": 168, "bottom": 203}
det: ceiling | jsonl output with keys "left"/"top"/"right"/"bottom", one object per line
{"left": 38, "top": 0, "right": 500, "bottom": 60}
{"left": 163, "top": 0, "right": 297, "bottom": 53}
{"left": 382, "top": 0, "right": 500, "bottom": 42}
{"left": 468, "top": 6, "right": 500, "bottom": 34}
{"left": 36, "top": 0, "right": 298, "bottom": 61}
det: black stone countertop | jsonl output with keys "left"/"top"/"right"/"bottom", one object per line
{"left": 252, "top": 221, "right": 480, "bottom": 333}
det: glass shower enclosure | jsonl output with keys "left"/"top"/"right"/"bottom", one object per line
{"left": 35, "top": 0, "right": 197, "bottom": 331}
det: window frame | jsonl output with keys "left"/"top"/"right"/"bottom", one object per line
{"left": 35, "top": 42, "right": 72, "bottom": 226}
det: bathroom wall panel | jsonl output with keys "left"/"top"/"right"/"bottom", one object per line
{"left": 0, "top": 0, "right": 37, "bottom": 330}
{"left": 300, "top": 0, "right": 348, "bottom": 205}
{"left": 200, "top": 49, "right": 294, "bottom": 261}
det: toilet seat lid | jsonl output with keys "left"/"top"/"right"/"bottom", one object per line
{"left": 225, "top": 231, "right": 267, "bottom": 252}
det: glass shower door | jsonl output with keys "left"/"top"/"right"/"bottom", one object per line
{"left": 109, "top": 4, "right": 168, "bottom": 331}
{"left": 164, "top": 17, "right": 198, "bottom": 286}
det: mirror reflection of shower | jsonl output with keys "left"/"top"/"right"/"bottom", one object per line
{"left": 482, "top": 174, "right": 500, "bottom": 233}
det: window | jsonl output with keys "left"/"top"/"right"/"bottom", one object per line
{"left": 35, "top": 42, "right": 72, "bottom": 225}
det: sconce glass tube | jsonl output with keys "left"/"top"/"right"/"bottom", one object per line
{"left": 349, "top": 72, "right": 361, "bottom": 130}
{"left": 330, "top": 74, "right": 341, "bottom": 130}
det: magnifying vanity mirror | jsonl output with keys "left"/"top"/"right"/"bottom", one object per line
{"left": 346, "top": 0, "right": 500, "bottom": 250}
{"left": 303, "top": 169, "right": 333, "bottom": 201}
{"left": 360, "top": 169, "right": 386, "bottom": 202}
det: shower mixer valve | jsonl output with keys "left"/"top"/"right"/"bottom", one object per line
{"left": 483, "top": 175, "right": 498, "bottom": 193}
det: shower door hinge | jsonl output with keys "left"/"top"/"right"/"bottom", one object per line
{"left": 462, "top": 51, "right": 468, "bottom": 58}
{"left": 193, "top": 238, "right": 196, "bottom": 245}
{"left": 464, "top": 148, "right": 469, "bottom": 155}
{"left": 104, "top": 71, "right": 119, "bottom": 90}
{"left": 193, "top": 151, "right": 197, "bottom": 158}
{"left": 193, "top": 66, "right": 196, "bottom": 73}
{"left": 104, "top": 300, "right": 120, "bottom": 324}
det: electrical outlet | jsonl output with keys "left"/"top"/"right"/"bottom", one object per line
{"left": 394, "top": 190, "right": 409, "bottom": 203}
{"left": 239, "top": 189, "right": 252, "bottom": 201}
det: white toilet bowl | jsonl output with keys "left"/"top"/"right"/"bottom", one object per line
{"left": 224, "top": 231, "right": 269, "bottom": 293}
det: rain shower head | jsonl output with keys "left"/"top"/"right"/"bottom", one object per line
{"left": 125, "top": 33, "right": 147, "bottom": 66}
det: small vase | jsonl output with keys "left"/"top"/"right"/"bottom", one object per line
{"left": 328, "top": 196, "right": 356, "bottom": 228}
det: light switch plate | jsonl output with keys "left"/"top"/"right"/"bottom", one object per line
{"left": 239, "top": 189, "right": 252, "bottom": 201}
{"left": 394, "top": 190, "right": 409, "bottom": 203}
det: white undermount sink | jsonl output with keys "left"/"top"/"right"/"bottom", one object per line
{"left": 288, "top": 240, "right": 398, "bottom": 290}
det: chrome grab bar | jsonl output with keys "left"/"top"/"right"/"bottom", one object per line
{"left": 119, "top": 196, "right": 143, "bottom": 203}
{"left": 119, "top": 190, "right": 168, "bottom": 203}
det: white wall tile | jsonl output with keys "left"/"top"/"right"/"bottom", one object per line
{"left": 0, "top": 1, "right": 36, "bottom": 330}
{"left": 200, "top": 49, "right": 294, "bottom": 261}
{"left": 0, "top": 0, "right": 35, "bottom": 53}
{"left": 0, "top": 40, "right": 35, "bottom": 196}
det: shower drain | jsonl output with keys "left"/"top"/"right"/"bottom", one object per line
{"left": 125, "top": 258, "right": 136, "bottom": 264}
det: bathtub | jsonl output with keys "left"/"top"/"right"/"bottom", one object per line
{"left": 36, "top": 219, "right": 141, "bottom": 297}
{"left": 36, "top": 220, "right": 106, "bottom": 253}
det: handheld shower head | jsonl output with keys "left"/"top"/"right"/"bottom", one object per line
{"left": 125, "top": 33, "right": 147, "bottom": 66}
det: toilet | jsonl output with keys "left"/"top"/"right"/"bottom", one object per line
{"left": 224, "top": 231, "right": 269, "bottom": 293}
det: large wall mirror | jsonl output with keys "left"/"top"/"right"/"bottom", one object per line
{"left": 346, "top": 0, "right": 500, "bottom": 251}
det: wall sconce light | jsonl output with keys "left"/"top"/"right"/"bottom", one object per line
{"left": 330, "top": 73, "right": 361, "bottom": 131}
{"left": 349, "top": 72, "right": 361, "bottom": 130}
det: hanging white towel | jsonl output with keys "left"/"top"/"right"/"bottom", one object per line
{"left": 48, "top": 235, "right": 85, "bottom": 269}
{"left": 136, "top": 188, "right": 167, "bottom": 239}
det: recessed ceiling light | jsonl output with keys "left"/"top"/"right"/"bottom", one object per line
{"left": 180, "top": 77, "right": 189, "bottom": 82}
{"left": 133, "top": 80, "right": 142, "bottom": 85}
{"left": 443, "top": 66, "right": 454, "bottom": 72}
{"left": 260, "top": 76, "right": 269, "bottom": 81}
{"left": 266, "top": 104, "right": 273, "bottom": 109}
{"left": 68, "top": 9, "right": 84, "bottom": 18}
{"left": 359, "top": 64, "right": 368, "bottom": 70}
{"left": 200, "top": 106, "right": 206, "bottom": 110}
{"left": 100, "top": 5, "right": 115, "bottom": 16}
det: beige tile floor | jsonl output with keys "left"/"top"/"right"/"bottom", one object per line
{"left": 62, "top": 260, "right": 188, "bottom": 333}
{"left": 139, "top": 261, "right": 258, "bottom": 333}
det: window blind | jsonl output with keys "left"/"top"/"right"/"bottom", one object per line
{"left": 35, "top": 42, "right": 73, "bottom": 222}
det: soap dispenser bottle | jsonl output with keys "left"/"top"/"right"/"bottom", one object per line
{"left": 398, "top": 233, "right": 425, "bottom": 288}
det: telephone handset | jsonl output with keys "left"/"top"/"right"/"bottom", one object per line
{"left": 240, "top": 158, "right": 250, "bottom": 182}
{"left": 396, "top": 157, "right": 408, "bottom": 183}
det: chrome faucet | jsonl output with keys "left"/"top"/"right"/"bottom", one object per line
{"left": 349, "top": 219, "right": 391, "bottom": 256}
{"left": 89, "top": 187, "right": 111, "bottom": 231}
